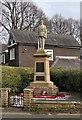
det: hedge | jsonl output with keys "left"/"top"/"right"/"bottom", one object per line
{"left": 50, "top": 67, "right": 81, "bottom": 92}
{"left": 1, "top": 66, "right": 81, "bottom": 94}
{"left": 2, "top": 66, "right": 33, "bottom": 95}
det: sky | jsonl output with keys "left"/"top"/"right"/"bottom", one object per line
{"left": 33, "top": 0, "right": 81, "bottom": 20}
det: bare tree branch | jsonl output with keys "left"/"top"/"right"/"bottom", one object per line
{"left": 1, "top": 0, "right": 46, "bottom": 43}
{"left": 0, "top": 22, "right": 10, "bottom": 34}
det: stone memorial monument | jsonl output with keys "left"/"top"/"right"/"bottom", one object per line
{"left": 30, "top": 19, "right": 58, "bottom": 95}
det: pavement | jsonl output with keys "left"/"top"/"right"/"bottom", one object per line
{"left": 0, "top": 107, "right": 81, "bottom": 119}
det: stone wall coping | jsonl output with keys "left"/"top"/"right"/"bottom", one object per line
{"left": 0, "top": 88, "right": 11, "bottom": 91}
{"left": 32, "top": 101, "right": 80, "bottom": 104}
{"left": 23, "top": 88, "right": 33, "bottom": 91}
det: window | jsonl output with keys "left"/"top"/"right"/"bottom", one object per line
{"left": 10, "top": 48, "right": 15, "bottom": 60}
{"left": 11, "top": 40, "right": 13, "bottom": 45}
{"left": 2, "top": 53, "right": 5, "bottom": 64}
{"left": 80, "top": 48, "right": 82, "bottom": 56}
{"left": 44, "top": 49, "right": 53, "bottom": 61}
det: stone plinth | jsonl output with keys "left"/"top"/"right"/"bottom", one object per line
{"left": 33, "top": 85, "right": 58, "bottom": 96}
{"left": 30, "top": 81, "right": 53, "bottom": 87}
{"left": 1, "top": 88, "right": 11, "bottom": 107}
{"left": 33, "top": 49, "right": 50, "bottom": 83}
{"left": 30, "top": 49, "right": 58, "bottom": 96}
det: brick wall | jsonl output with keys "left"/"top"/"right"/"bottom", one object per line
{"left": 19, "top": 45, "right": 36, "bottom": 67}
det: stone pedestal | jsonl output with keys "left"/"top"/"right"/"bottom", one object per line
{"left": 30, "top": 49, "right": 58, "bottom": 96}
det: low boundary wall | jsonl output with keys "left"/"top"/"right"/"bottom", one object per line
{"left": 1, "top": 88, "right": 81, "bottom": 113}
{"left": 31, "top": 101, "right": 80, "bottom": 113}
{"left": 23, "top": 88, "right": 81, "bottom": 113}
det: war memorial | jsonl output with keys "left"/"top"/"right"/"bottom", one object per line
{"left": 30, "top": 20, "right": 58, "bottom": 96}
{"left": 23, "top": 20, "right": 80, "bottom": 112}
{"left": 1, "top": 20, "right": 80, "bottom": 115}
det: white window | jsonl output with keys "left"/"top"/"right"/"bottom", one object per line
{"left": 2, "top": 53, "right": 5, "bottom": 64}
{"left": 80, "top": 48, "right": 82, "bottom": 55}
{"left": 44, "top": 49, "right": 53, "bottom": 61}
{"left": 55, "top": 56, "right": 78, "bottom": 59}
{"left": 10, "top": 48, "right": 15, "bottom": 60}
{"left": 11, "top": 40, "right": 13, "bottom": 45}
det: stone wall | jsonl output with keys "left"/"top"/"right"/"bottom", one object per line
{"left": 23, "top": 88, "right": 81, "bottom": 113}
{"left": 23, "top": 88, "right": 33, "bottom": 110}
{"left": 1, "top": 88, "right": 11, "bottom": 107}
{"left": 31, "top": 101, "right": 80, "bottom": 112}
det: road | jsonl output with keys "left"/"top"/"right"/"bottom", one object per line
{"left": 1, "top": 111, "right": 81, "bottom": 119}
{"left": 0, "top": 107, "right": 81, "bottom": 120}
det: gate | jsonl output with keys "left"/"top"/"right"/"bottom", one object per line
{"left": 9, "top": 93, "right": 24, "bottom": 107}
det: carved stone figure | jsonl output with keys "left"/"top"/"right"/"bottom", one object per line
{"left": 38, "top": 20, "right": 47, "bottom": 49}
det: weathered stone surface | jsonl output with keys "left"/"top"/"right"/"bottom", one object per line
{"left": 31, "top": 101, "right": 81, "bottom": 112}
{"left": 30, "top": 50, "right": 58, "bottom": 96}
{"left": 23, "top": 89, "right": 33, "bottom": 110}
{"left": 31, "top": 85, "right": 58, "bottom": 96}
{"left": 0, "top": 88, "right": 11, "bottom": 107}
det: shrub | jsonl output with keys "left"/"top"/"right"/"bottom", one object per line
{"left": 17, "top": 67, "right": 34, "bottom": 93}
{"left": 2, "top": 66, "right": 33, "bottom": 95}
{"left": 50, "top": 67, "right": 80, "bottom": 92}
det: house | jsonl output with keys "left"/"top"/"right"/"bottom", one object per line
{"left": 0, "top": 44, "right": 8, "bottom": 65}
{"left": 7, "top": 29, "right": 80, "bottom": 68}
{"left": 51, "top": 56, "right": 80, "bottom": 69}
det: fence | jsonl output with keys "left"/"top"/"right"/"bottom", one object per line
{"left": 9, "top": 95, "right": 23, "bottom": 107}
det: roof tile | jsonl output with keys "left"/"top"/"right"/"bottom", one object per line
{"left": 11, "top": 29, "right": 80, "bottom": 47}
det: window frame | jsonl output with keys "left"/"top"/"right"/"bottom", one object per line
{"left": 44, "top": 49, "right": 53, "bottom": 61}
{"left": 10, "top": 48, "right": 15, "bottom": 60}
{"left": 2, "top": 53, "right": 5, "bottom": 64}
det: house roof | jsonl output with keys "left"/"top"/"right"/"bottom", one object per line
{"left": 52, "top": 58, "right": 80, "bottom": 69}
{"left": 2, "top": 44, "right": 8, "bottom": 51}
{"left": 10, "top": 29, "right": 80, "bottom": 47}
{"left": 0, "top": 44, "right": 8, "bottom": 53}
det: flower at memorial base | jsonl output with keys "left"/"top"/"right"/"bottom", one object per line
{"left": 57, "top": 93, "right": 65, "bottom": 97}
{"left": 17, "top": 93, "right": 24, "bottom": 97}
{"left": 41, "top": 90, "right": 47, "bottom": 96}
{"left": 33, "top": 94, "right": 37, "bottom": 97}
{"left": 33, "top": 91, "right": 71, "bottom": 100}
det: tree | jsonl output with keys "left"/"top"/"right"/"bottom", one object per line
{"left": 0, "top": 1, "right": 80, "bottom": 44}
{"left": 48, "top": 14, "right": 80, "bottom": 44}
{"left": 0, "top": 0, "right": 47, "bottom": 43}
{"left": 80, "top": 18, "right": 82, "bottom": 45}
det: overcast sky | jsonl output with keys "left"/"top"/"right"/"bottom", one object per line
{"left": 33, "top": 0, "right": 81, "bottom": 20}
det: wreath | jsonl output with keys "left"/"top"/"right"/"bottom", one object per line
{"left": 40, "top": 90, "right": 47, "bottom": 96}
